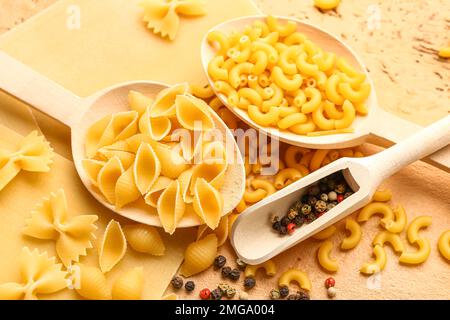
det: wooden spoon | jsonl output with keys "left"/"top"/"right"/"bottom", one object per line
{"left": 0, "top": 51, "right": 245, "bottom": 228}
{"left": 201, "top": 15, "right": 450, "bottom": 172}
{"left": 231, "top": 115, "right": 450, "bottom": 265}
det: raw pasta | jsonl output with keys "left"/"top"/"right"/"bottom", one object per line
{"left": 438, "top": 230, "right": 450, "bottom": 261}
{"left": 317, "top": 240, "right": 338, "bottom": 272}
{"left": 0, "top": 131, "right": 53, "bottom": 191}
{"left": 312, "top": 225, "right": 336, "bottom": 240}
{"left": 157, "top": 180, "right": 186, "bottom": 235}
{"left": 180, "top": 234, "right": 218, "bottom": 277}
{"left": 193, "top": 178, "right": 223, "bottom": 230}
{"left": 399, "top": 216, "right": 432, "bottom": 265}
{"left": 0, "top": 247, "right": 67, "bottom": 300}
{"left": 99, "top": 220, "right": 127, "bottom": 273}
{"left": 244, "top": 260, "right": 276, "bottom": 278}
{"left": 75, "top": 264, "right": 111, "bottom": 300}
{"left": 278, "top": 268, "right": 312, "bottom": 291}
{"left": 197, "top": 215, "right": 229, "bottom": 247}
{"left": 360, "top": 245, "right": 386, "bottom": 275}
{"left": 123, "top": 224, "right": 165, "bottom": 256}
{"left": 340, "top": 218, "right": 361, "bottom": 250}
{"left": 23, "top": 189, "right": 98, "bottom": 267}
{"left": 112, "top": 267, "right": 144, "bottom": 300}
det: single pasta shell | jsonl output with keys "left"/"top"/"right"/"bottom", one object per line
{"left": 133, "top": 143, "right": 161, "bottom": 195}
{"left": 157, "top": 180, "right": 186, "bottom": 234}
{"left": 144, "top": 176, "right": 173, "bottom": 208}
{"left": 128, "top": 90, "right": 153, "bottom": 115}
{"left": 175, "top": 95, "right": 215, "bottom": 131}
{"left": 112, "top": 267, "right": 144, "bottom": 300}
{"left": 123, "top": 224, "right": 166, "bottom": 256}
{"left": 115, "top": 167, "right": 141, "bottom": 209}
{"left": 180, "top": 234, "right": 218, "bottom": 277}
{"left": 193, "top": 178, "right": 223, "bottom": 230}
{"left": 82, "top": 159, "right": 105, "bottom": 187}
{"left": 97, "top": 156, "right": 124, "bottom": 205}
{"left": 75, "top": 264, "right": 111, "bottom": 300}
{"left": 99, "top": 220, "right": 127, "bottom": 273}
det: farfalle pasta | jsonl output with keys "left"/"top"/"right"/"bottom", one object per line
{"left": 23, "top": 189, "right": 98, "bottom": 267}
{"left": 0, "top": 131, "right": 53, "bottom": 192}
{"left": 99, "top": 220, "right": 127, "bottom": 273}
{"left": 141, "top": 0, "right": 207, "bottom": 41}
{"left": 0, "top": 248, "right": 67, "bottom": 300}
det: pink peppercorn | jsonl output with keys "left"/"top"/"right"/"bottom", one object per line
{"left": 325, "top": 277, "right": 335, "bottom": 288}
{"left": 287, "top": 223, "right": 296, "bottom": 234}
{"left": 199, "top": 288, "right": 211, "bottom": 300}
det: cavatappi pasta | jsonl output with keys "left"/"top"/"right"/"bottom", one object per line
{"left": 206, "top": 16, "right": 371, "bottom": 135}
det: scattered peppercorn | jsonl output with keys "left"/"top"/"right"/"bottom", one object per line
{"left": 199, "top": 288, "right": 210, "bottom": 300}
{"left": 327, "top": 180, "right": 336, "bottom": 191}
{"left": 270, "top": 214, "right": 279, "bottom": 224}
{"left": 226, "top": 287, "right": 236, "bottom": 298}
{"left": 337, "top": 194, "right": 344, "bottom": 203}
{"left": 279, "top": 286, "right": 289, "bottom": 298}
{"left": 236, "top": 258, "right": 247, "bottom": 270}
{"left": 293, "top": 215, "right": 304, "bottom": 227}
{"left": 229, "top": 268, "right": 241, "bottom": 281}
{"left": 210, "top": 288, "right": 222, "bottom": 300}
{"left": 325, "top": 277, "right": 335, "bottom": 288}
{"left": 272, "top": 220, "right": 281, "bottom": 231}
{"left": 297, "top": 290, "right": 311, "bottom": 300}
{"left": 315, "top": 200, "right": 327, "bottom": 213}
{"left": 171, "top": 276, "right": 183, "bottom": 289}
{"left": 305, "top": 213, "right": 316, "bottom": 223}
{"left": 279, "top": 225, "right": 288, "bottom": 235}
{"left": 239, "top": 291, "right": 249, "bottom": 300}
{"left": 221, "top": 266, "right": 232, "bottom": 278}
{"left": 244, "top": 277, "right": 256, "bottom": 289}
{"left": 319, "top": 182, "right": 328, "bottom": 192}
{"left": 214, "top": 255, "right": 226, "bottom": 269}
{"left": 307, "top": 195, "right": 318, "bottom": 206}
{"left": 185, "top": 281, "right": 195, "bottom": 292}
{"left": 280, "top": 216, "right": 290, "bottom": 226}
{"left": 287, "top": 208, "right": 298, "bottom": 220}
{"left": 301, "top": 204, "right": 312, "bottom": 215}
{"left": 270, "top": 289, "right": 281, "bottom": 300}
{"left": 327, "top": 286, "right": 337, "bottom": 298}
{"left": 287, "top": 223, "right": 296, "bottom": 234}
{"left": 218, "top": 282, "right": 230, "bottom": 294}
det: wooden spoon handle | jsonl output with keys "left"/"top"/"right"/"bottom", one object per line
{"left": 370, "top": 108, "right": 450, "bottom": 172}
{"left": 0, "top": 51, "right": 83, "bottom": 128}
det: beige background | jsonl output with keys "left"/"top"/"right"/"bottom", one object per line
{"left": 0, "top": 0, "right": 449, "bottom": 300}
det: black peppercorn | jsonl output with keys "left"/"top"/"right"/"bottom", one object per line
{"left": 319, "top": 182, "right": 328, "bottom": 192}
{"left": 297, "top": 290, "right": 311, "bottom": 300}
{"left": 279, "top": 286, "right": 289, "bottom": 297}
{"left": 335, "top": 183, "right": 346, "bottom": 194}
{"left": 279, "top": 226, "right": 288, "bottom": 235}
{"left": 305, "top": 213, "right": 316, "bottom": 223}
{"left": 210, "top": 288, "right": 222, "bottom": 300}
{"left": 307, "top": 195, "right": 318, "bottom": 206}
{"left": 214, "top": 255, "right": 227, "bottom": 269}
{"left": 272, "top": 220, "right": 281, "bottom": 231}
{"left": 308, "top": 185, "right": 320, "bottom": 196}
{"left": 327, "top": 179, "right": 336, "bottom": 191}
{"left": 221, "top": 266, "right": 232, "bottom": 278}
{"left": 171, "top": 276, "right": 183, "bottom": 289}
{"left": 293, "top": 215, "right": 304, "bottom": 227}
{"left": 280, "top": 216, "right": 290, "bottom": 226}
{"left": 244, "top": 277, "right": 256, "bottom": 289}
{"left": 229, "top": 268, "right": 241, "bottom": 281}
{"left": 301, "top": 194, "right": 309, "bottom": 203}
{"left": 185, "top": 281, "right": 195, "bottom": 292}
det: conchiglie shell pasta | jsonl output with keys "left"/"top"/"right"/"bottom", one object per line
{"left": 126, "top": 134, "right": 158, "bottom": 153}
{"left": 115, "top": 167, "right": 141, "bottom": 209}
{"left": 178, "top": 168, "right": 195, "bottom": 203}
{"left": 144, "top": 176, "right": 173, "bottom": 207}
{"left": 99, "top": 220, "right": 127, "bottom": 273}
{"left": 133, "top": 143, "right": 161, "bottom": 195}
{"left": 150, "top": 83, "right": 189, "bottom": 118}
{"left": 175, "top": 95, "right": 215, "bottom": 131}
{"left": 190, "top": 161, "right": 227, "bottom": 193}
{"left": 193, "top": 178, "right": 223, "bottom": 230}
{"left": 153, "top": 143, "right": 190, "bottom": 179}
{"left": 96, "top": 149, "right": 135, "bottom": 170}
{"left": 112, "top": 267, "right": 144, "bottom": 300}
{"left": 123, "top": 224, "right": 165, "bottom": 256}
{"left": 82, "top": 159, "right": 105, "bottom": 187}
{"left": 197, "top": 215, "right": 229, "bottom": 247}
{"left": 75, "top": 264, "right": 111, "bottom": 300}
{"left": 128, "top": 90, "right": 153, "bottom": 115}
{"left": 157, "top": 180, "right": 186, "bottom": 234}
{"left": 139, "top": 112, "right": 172, "bottom": 141}
{"left": 97, "top": 156, "right": 124, "bottom": 205}
{"left": 180, "top": 234, "right": 218, "bottom": 277}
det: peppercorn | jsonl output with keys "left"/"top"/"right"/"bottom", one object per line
{"left": 337, "top": 194, "right": 344, "bottom": 203}
{"left": 328, "top": 191, "right": 337, "bottom": 201}
{"left": 210, "top": 288, "right": 222, "bottom": 300}
{"left": 301, "top": 204, "right": 312, "bottom": 215}
{"left": 279, "top": 286, "right": 289, "bottom": 298}
{"left": 319, "top": 182, "right": 328, "bottom": 193}
{"left": 305, "top": 213, "right": 316, "bottom": 223}
{"left": 335, "top": 183, "right": 346, "bottom": 194}
{"left": 315, "top": 200, "right": 327, "bottom": 213}
{"left": 236, "top": 258, "right": 247, "bottom": 270}
{"left": 287, "top": 223, "right": 296, "bottom": 234}
{"left": 229, "top": 268, "right": 241, "bottom": 281}
{"left": 327, "top": 286, "right": 337, "bottom": 298}
{"left": 272, "top": 220, "right": 281, "bottom": 231}
{"left": 327, "top": 179, "right": 336, "bottom": 190}
{"left": 320, "top": 193, "right": 328, "bottom": 202}
{"left": 279, "top": 225, "right": 288, "bottom": 235}
{"left": 244, "top": 277, "right": 256, "bottom": 289}
{"left": 308, "top": 185, "right": 320, "bottom": 196}
{"left": 214, "top": 255, "right": 227, "bottom": 269}
{"left": 293, "top": 215, "right": 304, "bottom": 227}
{"left": 307, "top": 195, "right": 318, "bottom": 206}
{"left": 221, "top": 266, "right": 232, "bottom": 278}
{"left": 326, "top": 203, "right": 336, "bottom": 211}
{"left": 344, "top": 191, "right": 353, "bottom": 199}
{"left": 185, "top": 281, "right": 195, "bottom": 292}
{"left": 294, "top": 200, "right": 303, "bottom": 211}
{"left": 218, "top": 282, "right": 230, "bottom": 294}
{"left": 171, "top": 276, "right": 183, "bottom": 289}
{"left": 270, "top": 214, "right": 279, "bottom": 224}
{"left": 297, "top": 290, "right": 311, "bottom": 300}
{"left": 280, "top": 216, "right": 290, "bottom": 226}
{"left": 269, "top": 289, "right": 280, "bottom": 299}
{"left": 226, "top": 287, "right": 236, "bottom": 298}
{"left": 301, "top": 194, "right": 309, "bottom": 203}
{"left": 325, "top": 277, "right": 335, "bottom": 288}
{"left": 239, "top": 291, "right": 249, "bottom": 300}
{"left": 287, "top": 208, "right": 298, "bottom": 220}
{"left": 199, "top": 288, "right": 211, "bottom": 300}
{"left": 287, "top": 294, "right": 298, "bottom": 300}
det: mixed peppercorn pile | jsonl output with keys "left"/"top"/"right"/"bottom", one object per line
{"left": 271, "top": 171, "right": 354, "bottom": 236}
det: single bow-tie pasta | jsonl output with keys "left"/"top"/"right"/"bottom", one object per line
{"left": 75, "top": 264, "right": 111, "bottom": 300}
{"left": 153, "top": 143, "right": 190, "bottom": 179}
{"left": 180, "top": 234, "right": 218, "bottom": 277}
{"left": 112, "top": 267, "right": 144, "bottom": 300}
{"left": 115, "top": 167, "right": 141, "bottom": 209}
{"left": 128, "top": 90, "right": 153, "bottom": 115}
{"left": 144, "top": 176, "right": 173, "bottom": 207}
{"left": 150, "top": 83, "right": 188, "bottom": 117}
{"left": 82, "top": 159, "right": 105, "bottom": 187}
{"left": 97, "top": 156, "right": 124, "bottom": 204}
{"left": 85, "top": 111, "right": 139, "bottom": 158}
{"left": 157, "top": 180, "right": 186, "bottom": 234}
{"left": 134, "top": 143, "right": 161, "bottom": 195}
{"left": 123, "top": 224, "right": 165, "bottom": 256}
{"left": 23, "top": 189, "right": 98, "bottom": 267}
{"left": 99, "top": 220, "right": 127, "bottom": 273}
{"left": 175, "top": 95, "right": 215, "bottom": 131}
{"left": 193, "top": 178, "right": 223, "bottom": 230}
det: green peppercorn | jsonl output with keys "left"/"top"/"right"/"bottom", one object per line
{"left": 236, "top": 258, "right": 247, "bottom": 270}
{"left": 301, "top": 204, "right": 312, "bottom": 215}
{"left": 270, "top": 289, "right": 281, "bottom": 300}
{"left": 214, "top": 255, "right": 227, "bottom": 268}
{"left": 279, "top": 286, "right": 289, "bottom": 298}
{"left": 210, "top": 288, "right": 222, "bottom": 300}
{"left": 171, "top": 276, "right": 183, "bottom": 289}
{"left": 185, "top": 281, "right": 195, "bottom": 292}
{"left": 307, "top": 195, "right": 318, "bottom": 206}
{"left": 226, "top": 287, "right": 236, "bottom": 298}
{"left": 308, "top": 185, "right": 320, "bottom": 196}
{"left": 229, "top": 268, "right": 241, "bottom": 281}
{"left": 244, "top": 277, "right": 256, "bottom": 289}
{"left": 218, "top": 282, "right": 230, "bottom": 294}
{"left": 320, "top": 193, "right": 328, "bottom": 201}
{"left": 335, "top": 183, "right": 346, "bottom": 194}
{"left": 221, "top": 266, "right": 232, "bottom": 278}
{"left": 328, "top": 191, "right": 337, "bottom": 201}
{"left": 315, "top": 200, "right": 327, "bottom": 213}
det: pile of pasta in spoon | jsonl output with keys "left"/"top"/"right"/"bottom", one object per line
{"left": 82, "top": 83, "right": 227, "bottom": 234}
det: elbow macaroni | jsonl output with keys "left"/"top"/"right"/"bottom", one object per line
{"left": 360, "top": 245, "right": 386, "bottom": 275}
{"left": 278, "top": 268, "right": 312, "bottom": 291}
{"left": 317, "top": 240, "right": 338, "bottom": 272}
{"left": 438, "top": 230, "right": 450, "bottom": 261}
{"left": 312, "top": 225, "right": 337, "bottom": 240}
{"left": 372, "top": 231, "right": 405, "bottom": 254}
{"left": 398, "top": 216, "right": 432, "bottom": 265}
{"left": 340, "top": 218, "right": 362, "bottom": 250}
{"left": 244, "top": 260, "right": 277, "bottom": 278}
{"left": 357, "top": 202, "right": 394, "bottom": 226}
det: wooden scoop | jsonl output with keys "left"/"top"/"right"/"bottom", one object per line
{"left": 231, "top": 115, "right": 450, "bottom": 265}
{"left": 201, "top": 15, "right": 450, "bottom": 172}
{"left": 0, "top": 51, "right": 245, "bottom": 228}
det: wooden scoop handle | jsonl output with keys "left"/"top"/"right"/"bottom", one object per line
{"left": 0, "top": 51, "right": 83, "bottom": 127}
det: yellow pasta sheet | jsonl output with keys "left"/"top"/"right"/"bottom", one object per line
{"left": 0, "top": 125, "right": 195, "bottom": 300}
